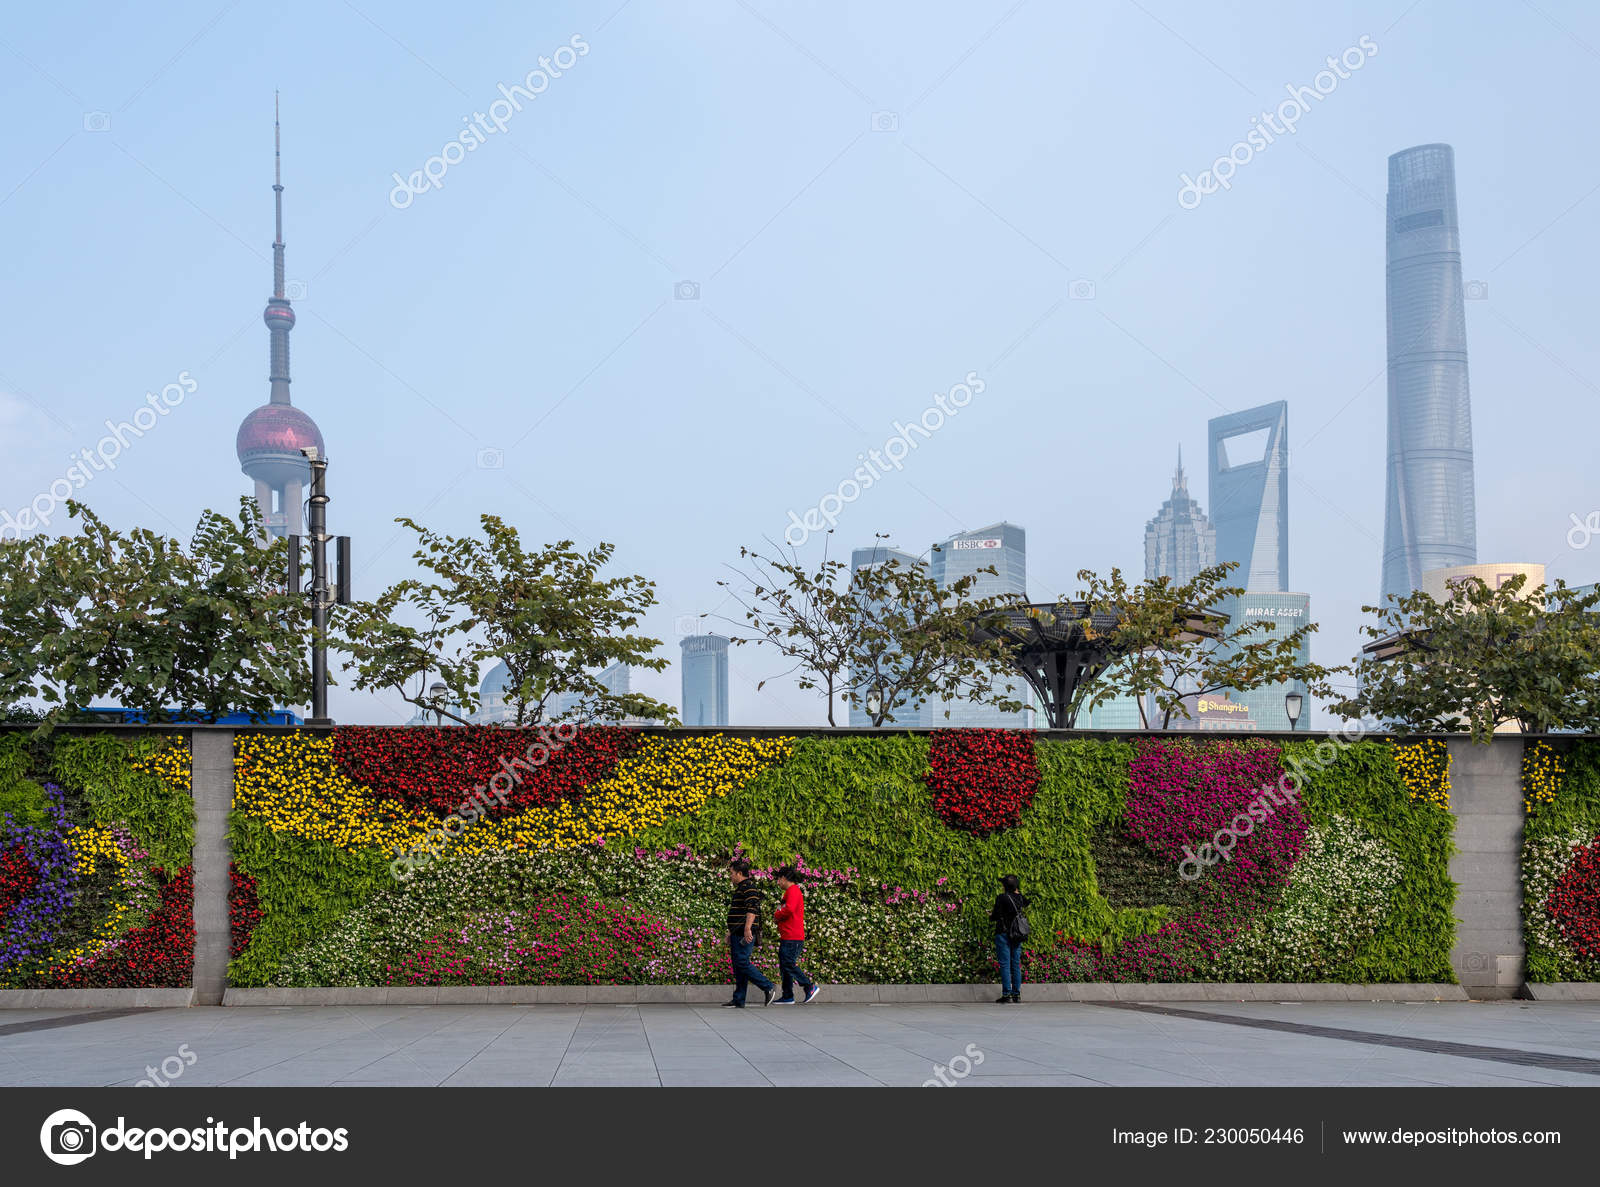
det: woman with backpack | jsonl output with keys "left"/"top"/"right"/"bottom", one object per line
{"left": 989, "top": 873, "right": 1029, "bottom": 1004}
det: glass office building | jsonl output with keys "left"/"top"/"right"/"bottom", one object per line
{"left": 1382, "top": 144, "right": 1478, "bottom": 602}
{"left": 1208, "top": 402, "right": 1288, "bottom": 592}
{"left": 848, "top": 543, "right": 929, "bottom": 728}
{"left": 1218, "top": 591, "right": 1313, "bottom": 731}
{"left": 680, "top": 634, "right": 729, "bottom": 727}
{"left": 1144, "top": 450, "right": 1217, "bottom": 583}
{"left": 927, "top": 523, "right": 1032, "bottom": 728}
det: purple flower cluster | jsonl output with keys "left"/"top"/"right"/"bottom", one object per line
{"left": 0, "top": 784, "right": 77, "bottom": 975}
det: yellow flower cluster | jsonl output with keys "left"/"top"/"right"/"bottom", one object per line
{"left": 1522, "top": 740, "right": 1565, "bottom": 816}
{"left": 233, "top": 731, "right": 794, "bottom": 856}
{"left": 233, "top": 732, "right": 429, "bottom": 851}
{"left": 67, "top": 824, "right": 125, "bottom": 877}
{"left": 130, "top": 736, "right": 191, "bottom": 792}
{"left": 1392, "top": 739, "right": 1451, "bottom": 809}
{"left": 47, "top": 826, "right": 149, "bottom": 970}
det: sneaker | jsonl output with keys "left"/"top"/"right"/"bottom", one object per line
{"left": 995, "top": 995, "right": 1012, "bottom": 1004}
{"left": 721, "top": 1000, "right": 744, "bottom": 1008}
{"left": 803, "top": 984, "right": 822, "bottom": 1004}
{"left": 772, "top": 997, "right": 798, "bottom": 1006}
{"left": 762, "top": 986, "right": 775, "bottom": 1006}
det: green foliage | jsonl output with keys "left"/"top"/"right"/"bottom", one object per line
{"left": 339, "top": 515, "right": 675, "bottom": 726}
{"left": 1276, "top": 740, "right": 1456, "bottom": 981}
{"left": 0, "top": 500, "right": 311, "bottom": 731}
{"left": 50, "top": 734, "right": 194, "bottom": 869}
{"left": 718, "top": 536, "right": 1026, "bottom": 726}
{"left": 228, "top": 815, "right": 391, "bottom": 986}
{"left": 0, "top": 734, "right": 50, "bottom": 827}
{"left": 1074, "top": 562, "right": 1329, "bottom": 729}
{"left": 1331, "top": 576, "right": 1600, "bottom": 741}
{"left": 632, "top": 735, "right": 1163, "bottom": 952}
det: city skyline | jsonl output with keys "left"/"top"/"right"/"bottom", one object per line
{"left": 2, "top": 4, "right": 1595, "bottom": 725}
{"left": 1209, "top": 400, "right": 1290, "bottom": 593}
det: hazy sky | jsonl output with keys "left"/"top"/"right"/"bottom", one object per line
{"left": 3, "top": 0, "right": 1597, "bottom": 726}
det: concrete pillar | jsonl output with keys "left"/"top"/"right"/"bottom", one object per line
{"left": 190, "top": 729, "right": 235, "bottom": 1006}
{"left": 1447, "top": 736, "right": 1525, "bottom": 998}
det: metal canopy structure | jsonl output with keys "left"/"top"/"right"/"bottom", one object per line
{"left": 973, "top": 601, "right": 1226, "bottom": 729}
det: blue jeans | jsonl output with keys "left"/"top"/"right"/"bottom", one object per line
{"left": 994, "top": 933, "right": 1024, "bottom": 995}
{"left": 778, "top": 939, "right": 814, "bottom": 999}
{"left": 729, "top": 935, "right": 773, "bottom": 1004}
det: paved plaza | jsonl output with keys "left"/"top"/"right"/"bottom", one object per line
{"left": 2, "top": 1000, "right": 1599, "bottom": 1087}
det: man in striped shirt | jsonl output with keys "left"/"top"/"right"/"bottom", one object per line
{"left": 723, "top": 858, "right": 775, "bottom": 1008}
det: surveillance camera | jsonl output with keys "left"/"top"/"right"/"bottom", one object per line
{"left": 300, "top": 446, "right": 320, "bottom": 461}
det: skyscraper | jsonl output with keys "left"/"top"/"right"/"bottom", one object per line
{"left": 848, "top": 543, "right": 928, "bottom": 728}
{"left": 1144, "top": 449, "right": 1217, "bottom": 582}
{"left": 1208, "top": 401, "right": 1288, "bottom": 592}
{"left": 927, "top": 523, "right": 1030, "bottom": 728}
{"left": 1381, "top": 143, "right": 1478, "bottom": 601}
{"left": 680, "top": 634, "right": 730, "bottom": 727}
{"left": 236, "top": 98, "right": 324, "bottom": 537}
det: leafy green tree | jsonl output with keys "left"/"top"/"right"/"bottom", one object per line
{"left": 719, "top": 535, "right": 1025, "bottom": 726}
{"left": 341, "top": 515, "right": 675, "bottom": 726}
{"left": 0, "top": 500, "right": 310, "bottom": 727}
{"left": 1073, "top": 562, "right": 1329, "bottom": 729}
{"left": 1328, "top": 574, "right": 1600, "bottom": 742}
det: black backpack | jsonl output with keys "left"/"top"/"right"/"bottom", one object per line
{"left": 1003, "top": 893, "right": 1030, "bottom": 940}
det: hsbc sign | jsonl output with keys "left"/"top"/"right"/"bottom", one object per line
{"left": 952, "top": 538, "right": 1002, "bottom": 550}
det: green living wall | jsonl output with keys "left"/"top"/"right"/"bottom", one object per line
{"left": 226, "top": 727, "right": 1457, "bottom": 987}
{"left": 0, "top": 730, "right": 195, "bottom": 987}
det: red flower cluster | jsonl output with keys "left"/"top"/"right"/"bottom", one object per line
{"left": 1548, "top": 835, "right": 1600, "bottom": 960}
{"left": 923, "top": 729, "right": 1040, "bottom": 835}
{"left": 51, "top": 867, "right": 195, "bottom": 989}
{"left": 0, "top": 844, "right": 36, "bottom": 920}
{"left": 229, "top": 864, "right": 262, "bottom": 959}
{"left": 331, "top": 726, "right": 639, "bottom": 817}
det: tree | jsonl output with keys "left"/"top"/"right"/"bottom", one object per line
{"left": 0, "top": 499, "right": 311, "bottom": 727}
{"left": 718, "top": 535, "right": 1026, "bottom": 726}
{"left": 1073, "top": 562, "right": 1329, "bottom": 729}
{"left": 1328, "top": 574, "right": 1600, "bottom": 742}
{"left": 340, "top": 515, "right": 675, "bottom": 726}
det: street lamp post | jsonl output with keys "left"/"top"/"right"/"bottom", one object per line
{"left": 429, "top": 681, "right": 448, "bottom": 727}
{"left": 866, "top": 684, "right": 884, "bottom": 726}
{"left": 1284, "top": 691, "right": 1304, "bottom": 732}
{"left": 296, "top": 448, "right": 350, "bottom": 727}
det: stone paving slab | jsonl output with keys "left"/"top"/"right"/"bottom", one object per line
{"left": 4, "top": 1002, "right": 1599, "bottom": 1087}
{"left": 213, "top": 983, "right": 1471, "bottom": 1006}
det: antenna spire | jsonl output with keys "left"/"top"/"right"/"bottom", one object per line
{"left": 272, "top": 91, "right": 285, "bottom": 299}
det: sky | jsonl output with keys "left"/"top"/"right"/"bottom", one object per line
{"left": 2, "top": 0, "right": 1597, "bottom": 726}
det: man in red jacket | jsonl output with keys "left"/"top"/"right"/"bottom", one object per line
{"left": 771, "top": 866, "right": 820, "bottom": 1004}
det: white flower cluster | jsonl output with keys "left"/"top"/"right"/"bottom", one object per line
{"left": 1521, "top": 827, "right": 1600, "bottom": 979}
{"left": 1214, "top": 816, "right": 1402, "bottom": 981}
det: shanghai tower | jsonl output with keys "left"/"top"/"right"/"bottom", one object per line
{"left": 1381, "top": 144, "right": 1477, "bottom": 601}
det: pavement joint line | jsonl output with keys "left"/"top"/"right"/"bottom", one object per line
{"left": 0, "top": 1007, "right": 157, "bottom": 1038}
{"left": 1103, "top": 1002, "right": 1600, "bottom": 1076}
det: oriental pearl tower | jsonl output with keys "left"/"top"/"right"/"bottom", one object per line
{"left": 236, "top": 96, "right": 324, "bottom": 537}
